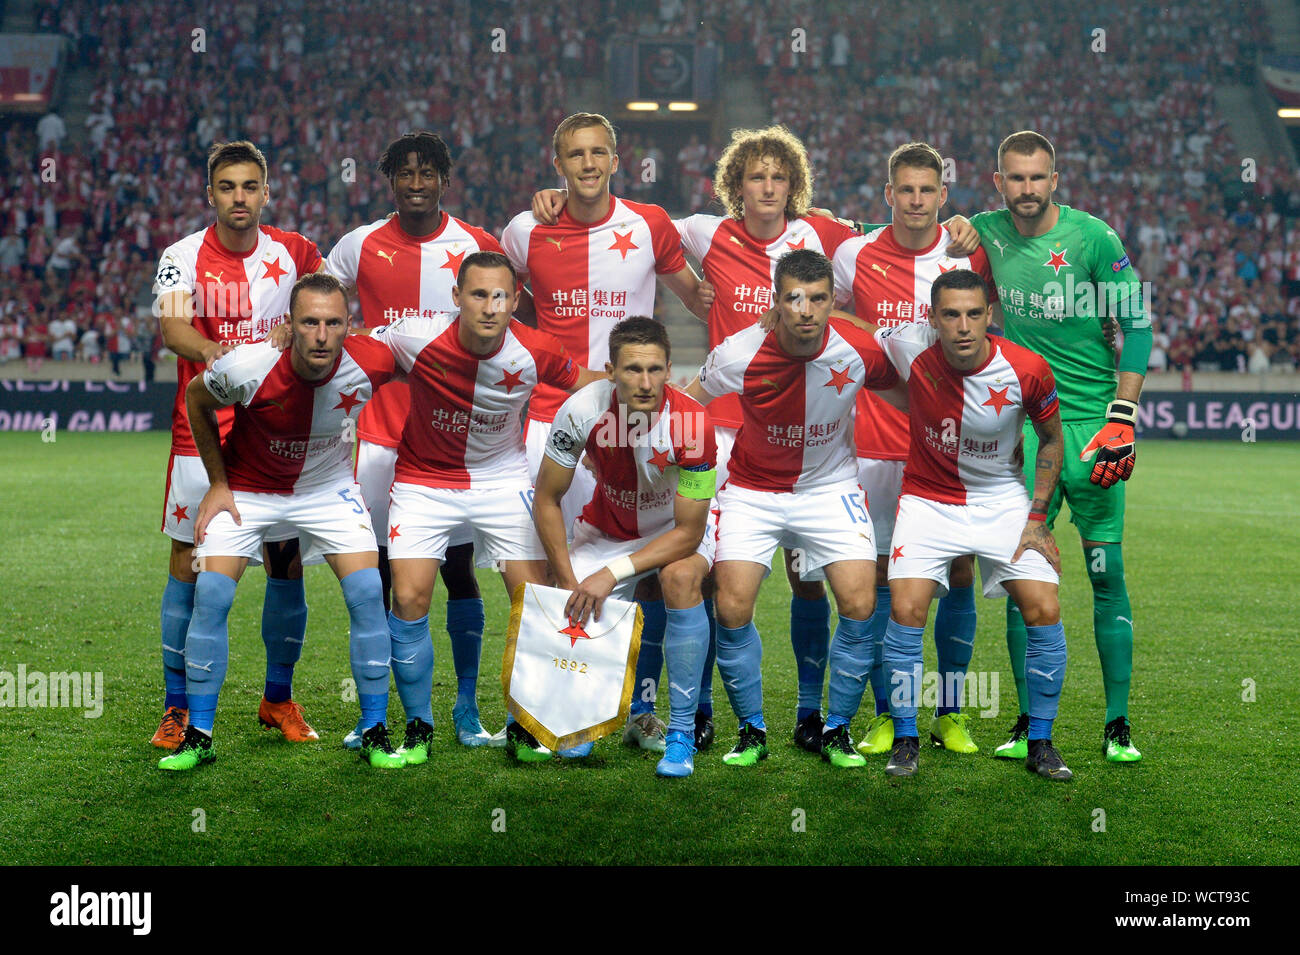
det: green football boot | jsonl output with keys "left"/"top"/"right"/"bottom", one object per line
{"left": 399, "top": 717, "right": 434, "bottom": 765}
{"left": 1103, "top": 716, "right": 1142, "bottom": 763}
{"left": 158, "top": 726, "right": 216, "bottom": 771}
{"left": 993, "top": 713, "right": 1030, "bottom": 760}
{"left": 930, "top": 712, "right": 979, "bottom": 753}
{"left": 821, "top": 725, "right": 867, "bottom": 768}
{"left": 359, "top": 723, "right": 406, "bottom": 769}
{"left": 855, "top": 713, "right": 894, "bottom": 755}
{"left": 506, "top": 722, "right": 552, "bottom": 763}
{"left": 722, "top": 722, "right": 768, "bottom": 767}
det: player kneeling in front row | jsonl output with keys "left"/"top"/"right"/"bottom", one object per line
{"left": 160, "top": 273, "right": 404, "bottom": 771}
{"left": 874, "top": 269, "right": 1072, "bottom": 781}
{"left": 687, "top": 249, "right": 905, "bottom": 768}
{"left": 535, "top": 317, "right": 718, "bottom": 777}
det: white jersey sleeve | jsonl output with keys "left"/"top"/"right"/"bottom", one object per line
{"left": 323, "top": 229, "right": 363, "bottom": 287}
{"left": 698, "top": 323, "right": 764, "bottom": 398}
{"left": 831, "top": 236, "right": 864, "bottom": 308}
{"left": 153, "top": 238, "right": 198, "bottom": 300}
{"left": 499, "top": 212, "right": 534, "bottom": 280}
{"left": 370, "top": 311, "right": 456, "bottom": 372}
{"left": 674, "top": 213, "right": 713, "bottom": 261}
{"left": 874, "top": 321, "right": 937, "bottom": 380}
{"left": 544, "top": 379, "right": 614, "bottom": 469}
{"left": 203, "top": 341, "right": 281, "bottom": 407}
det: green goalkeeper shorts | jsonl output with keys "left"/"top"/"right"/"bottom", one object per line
{"left": 1020, "top": 419, "right": 1126, "bottom": 543}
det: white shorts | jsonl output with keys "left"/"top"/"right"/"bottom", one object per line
{"left": 196, "top": 482, "right": 378, "bottom": 566}
{"left": 387, "top": 481, "right": 547, "bottom": 566}
{"left": 525, "top": 418, "right": 595, "bottom": 535}
{"left": 856, "top": 457, "right": 905, "bottom": 555}
{"left": 889, "top": 494, "right": 1059, "bottom": 599}
{"left": 568, "top": 510, "right": 718, "bottom": 601}
{"left": 714, "top": 481, "right": 876, "bottom": 582}
{"left": 356, "top": 441, "right": 473, "bottom": 549}
{"left": 162, "top": 452, "right": 294, "bottom": 551}
{"left": 714, "top": 425, "right": 736, "bottom": 492}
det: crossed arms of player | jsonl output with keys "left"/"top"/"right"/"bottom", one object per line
{"left": 534, "top": 458, "right": 713, "bottom": 625}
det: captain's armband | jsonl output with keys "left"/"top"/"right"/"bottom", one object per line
{"left": 675, "top": 464, "right": 716, "bottom": 500}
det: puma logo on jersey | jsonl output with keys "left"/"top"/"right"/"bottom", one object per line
{"left": 546, "top": 237, "right": 564, "bottom": 252}
{"left": 204, "top": 271, "right": 224, "bottom": 283}
{"left": 871, "top": 263, "right": 892, "bottom": 278}
{"left": 991, "top": 239, "right": 1008, "bottom": 257}
{"left": 427, "top": 358, "right": 448, "bottom": 378}
{"left": 375, "top": 249, "right": 398, "bottom": 265}
{"left": 921, "top": 370, "right": 942, "bottom": 391}
{"left": 729, "top": 235, "right": 745, "bottom": 247}
{"left": 759, "top": 377, "right": 783, "bottom": 393}
{"left": 259, "top": 397, "right": 286, "bottom": 412}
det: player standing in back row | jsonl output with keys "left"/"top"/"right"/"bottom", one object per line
{"left": 952, "top": 132, "right": 1151, "bottom": 763}
{"left": 151, "top": 141, "right": 322, "bottom": 751}
{"left": 326, "top": 132, "right": 508, "bottom": 748}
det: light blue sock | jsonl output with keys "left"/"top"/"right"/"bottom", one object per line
{"left": 716, "top": 620, "right": 764, "bottom": 730}
{"left": 791, "top": 594, "right": 830, "bottom": 720}
{"left": 884, "top": 618, "right": 924, "bottom": 739}
{"left": 934, "top": 584, "right": 976, "bottom": 715}
{"left": 664, "top": 603, "right": 709, "bottom": 735}
{"left": 867, "top": 585, "right": 891, "bottom": 715}
{"left": 1026, "top": 621, "right": 1066, "bottom": 740}
{"left": 261, "top": 577, "right": 307, "bottom": 703}
{"left": 342, "top": 568, "right": 390, "bottom": 730}
{"left": 185, "top": 572, "right": 238, "bottom": 734}
{"left": 161, "top": 575, "right": 195, "bottom": 710}
{"left": 388, "top": 611, "right": 433, "bottom": 725}
{"left": 446, "top": 597, "right": 485, "bottom": 712}
{"left": 631, "top": 599, "right": 666, "bottom": 716}
{"left": 698, "top": 598, "right": 716, "bottom": 716}
{"left": 826, "top": 613, "right": 873, "bottom": 728}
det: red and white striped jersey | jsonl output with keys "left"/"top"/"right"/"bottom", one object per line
{"left": 324, "top": 212, "right": 505, "bottom": 449}
{"left": 832, "top": 224, "right": 996, "bottom": 462}
{"left": 875, "top": 322, "right": 1058, "bottom": 506}
{"left": 546, "top": 380, "right": 717, "bottom": 541}
{"left": 500, "top": 196, "right": 686, "bottom": 424}
{"left": 676, "top": 213, "right": 857, "bottom": 429}
{"left": 154, "top": 225, "right": 322, "bottom": 456}
{"left": 371, "top": 313, "right": 580, "bottom": 489}
{"left": 698, "top": 319, "right": 899, "bottom": 493}
{"left": 201, "top": 336, "right": 394, "bottom": 494}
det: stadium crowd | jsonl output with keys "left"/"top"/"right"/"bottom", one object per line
{"left": 2, "top": 0, "right": 1299, "bottom": 377}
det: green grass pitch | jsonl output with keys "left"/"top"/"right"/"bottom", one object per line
{"left": 0, "top": 432, "right": 1296, "bottom": 865}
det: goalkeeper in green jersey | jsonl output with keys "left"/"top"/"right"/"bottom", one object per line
{"left": 947, "top": 131, "right": 1151, "bottom": 763}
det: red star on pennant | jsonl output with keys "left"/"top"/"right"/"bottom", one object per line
{"left": 825, "top": 366, "right": 855, "bottom": 394}
{"left": 786, "top": 238, "right": 806, "bottom": 250}
{"left": 261, "top": 256, "right": 288, "bottom": 285}
{"left": 388, "top": 524, "right": 400, "bottom": 542}
{"left": 441, "top": 249, "right": 466, "bottom": 274}
{"left": 171, "top": 504, "right": 189, "bottom": 523}
{"left": 648, "top": 446, "right": 672, "bottom": 472}
{"left": 983, "top": 385, "right": 1012, "bottom": 415}
{"left": 1043, "top": 248, "right": 1070, "bottom": 275}
{"left": 333, "top": 389, "right": 362, "bottom": 415}
{"left": 495, "top": 368, "right": 524, "bottom": 393}
{"left": 560, "top": 621, "right": 591, "bottom": 647}
{"left": 891, "top": 545, "right": 904, "bottom": 563}
{"left": 609, "top": 230, "right": 638, "bottom": 260}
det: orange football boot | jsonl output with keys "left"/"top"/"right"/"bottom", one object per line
{"left": 150, "top": 706, "right": 189, "bottom": 749}
{"left": 258, "top": 698, "right": 320, "bottom": 741}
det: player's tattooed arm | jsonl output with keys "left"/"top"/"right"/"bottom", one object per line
{"left": 185, "top": 377, "right": 240, "bottom": 544}
{"left": 1015, "top": 410, "right": 1064, "bottom": 571}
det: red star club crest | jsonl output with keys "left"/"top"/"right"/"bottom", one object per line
{"left": 609, "top": 230, "right": 638, "bottom": 259}
{"left": 648, "top": 446, "right": 672, "bottom": 471}
{"left": 172, "top": 504, "right": 189, "bottom": 523}
{"left": 495, "top": 368, "right": 524, "bottom": 393}
{"left": 825, "top": 366, "right": 855, "bottom": 394}
{"left": 560, "top": 621, "right": 591, "bottom": 647}
{"left": 1043, "top": 248, "right": 1070, "bottom": 275}
{"left": 333, "top": 389, "right": 362, "bottom": 415}
{"left": 891, "top": 545, "right": 904, "bottom": 563}
{"left": 261, "top": 256, "right": 288, "bottom": 285}
{"left": 441, "top": 249, "right": 466, "bottom": 274}
{"left": 983, "top": 385, "right": 1012, "bottom": 415}
{"left": 388, "top": 524, "right": 400, "bottom": 542}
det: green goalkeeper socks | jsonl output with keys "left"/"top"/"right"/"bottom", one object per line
{"left": 1086, "top": 543, "right": 1134, "bottom": 724}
